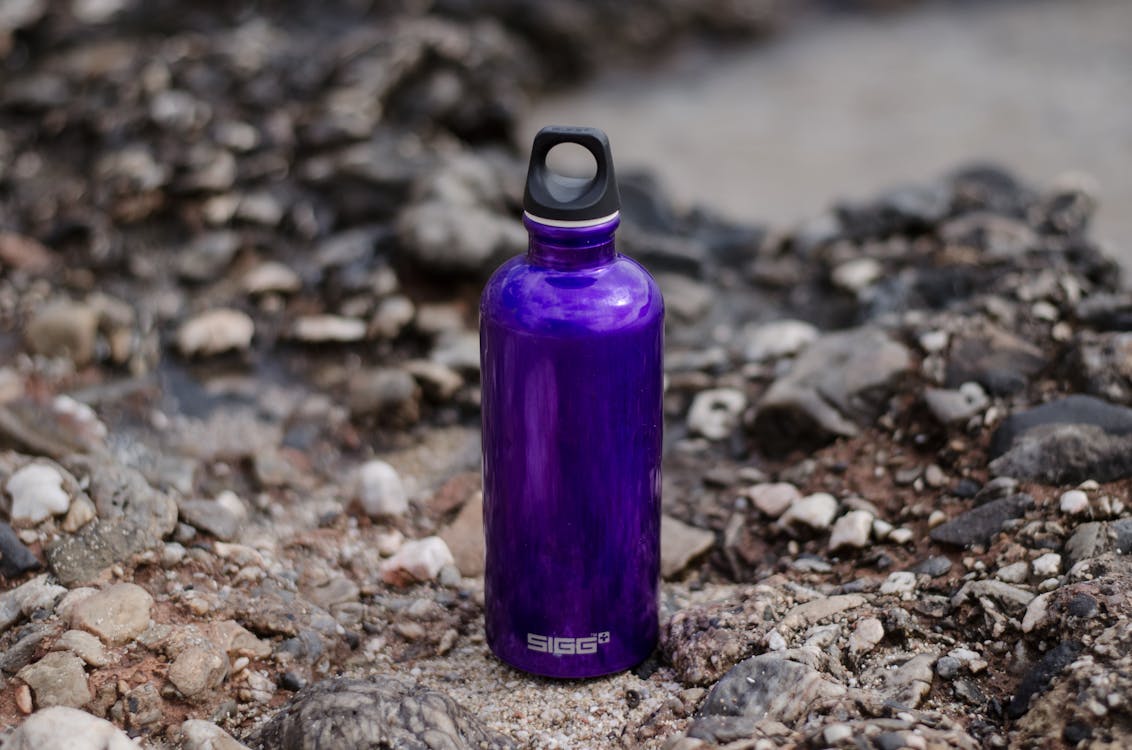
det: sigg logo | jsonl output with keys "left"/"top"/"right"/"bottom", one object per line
{"left": 527, "top": 631, "right": 611, "bottom": 655}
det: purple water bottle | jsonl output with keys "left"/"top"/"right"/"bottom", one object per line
{"left": 480, "top": 126, "right": 664, "bottom": 678}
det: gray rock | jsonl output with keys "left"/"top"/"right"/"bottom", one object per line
{"left": 945, "top": 325, "right": 1045, "bottom": 396}
{"left": 347, "top": 368, "right": 420, "bottom": 424}
{"left": 1069, "top": 332, "right": 1132, "bottom": 405}
{"left": 245, "top": 676, "right": 516, "bottom": 750}
{"left": 168, "top": 644, "right": 229, "bottom": 700}
{"left": 1, "top": 626, "right": 53, "bottom": 675}
{"left": 54, "top": 630, "right": 109, "bottom": 667}
{"left": 178, "top": 491, "right": 247, "bottom": 541}
{"left": 989, "top": 394, "right": 1132, "bottom": 458}
{"left": 1065, "top": 520, "right": 1132, "bottom": 565}
{"left": 47, "top": 458, "right": 178, "bottom": 585}
{"left": 737, "top": 319, "right": 818, "bottom": 363}
{"left": 16, "top": 652, "right": 91, "bottom": 709}
{"left": 751, "top": 327, "right": 911, "bottom": 451}
{"left": 0, "top": 575, "right": 67, "bottom": 635}
{"left": 990, "top": 423, "right": 1132, "bottom": 485}
{"left": 951, "top": 580, "right": 1035, "bottom": 616}
{"left": 398, "top": 201, "right": 524, "bottom": 275}
{"left": 929, "top": 494, "right": 1032, "bottom": 547}
{"left": 924, "top": 383, "right": 989, "bottom": 425}
{"left": 176, "top": 232, "right": 240, "bottom": 282}
{"left": 911, "top": 556, "right": 953, "bottom": 578}
{"left": 1, "top": 706, "right": 141, "bottom": 750}
{"left": 656, "top": 274, "right": 713, "bottom": 321}
{"left": 69, "top": 583, "right": 153, "bottom": 645}
{"left": 660, "top": 516, "right": 715, "bottom": 579}
{"left": 699, "top": 652, "right": 845, "bottom": 723}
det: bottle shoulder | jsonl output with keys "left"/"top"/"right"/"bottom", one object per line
{"left": 480, "top": 254, "right": 664, "bottom": 336}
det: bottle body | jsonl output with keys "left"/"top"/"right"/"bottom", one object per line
{"left": 480, "top": 216, "right": 664, "bottom": 678}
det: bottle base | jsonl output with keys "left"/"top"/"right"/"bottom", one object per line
{"left": 487, "top": 641, "right": 654, "bottom": 680}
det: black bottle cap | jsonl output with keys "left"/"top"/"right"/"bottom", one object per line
{"left": 523, "top": 126, "right": 620, "bottom": 222}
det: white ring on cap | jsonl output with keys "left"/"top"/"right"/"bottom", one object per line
{"left": 523, "top": 210, "right": 620, "bottom": 228}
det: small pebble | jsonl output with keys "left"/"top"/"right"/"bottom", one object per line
{"left": 829, "top": 510, "right": 873, "bottom": 551}
{"left": 1059, "top": 489, "right": 1089, "bottom": 515}
{"left": 6, "top": 464, "right": 71, "bottom": 525}
{"left": 355, "top": 460, "right": 408, "bottom": 518}
{"left": 880, "top": 571, "right": 917, "bottom": 596}
{"left": 379, "top": 537, "right": 455, "bottom": 586}
{"left": 780, "top": 492, "right": 838, "bottom": 531}
{"left": 1032, "top": 552, "right": 1061, "bottom": 578}
{"left": 747, "top": 483, "right": 801, "bottom": 519}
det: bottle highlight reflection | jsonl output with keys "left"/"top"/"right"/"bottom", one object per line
{"left": 480, "top": 126, "right": 664, "bottom": 678}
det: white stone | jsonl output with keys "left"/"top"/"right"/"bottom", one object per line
{"left": 2, "top": 706, "right": 141, "bottom": 750}
{"left": 291, "top": 315, "right": 366, "bottom": 342}
{"left": 918, "top": 330, "right": 949, "bottom": 353}
{"left": 880, "top": 571, "right": 917, "bottom": 596}
{"left": 765, "top": 629, "right": 787, "bottom": 651}
{"left": 243, "top": 261, "right": 301, "bottom": 295}
{"left": 1022, "top": 591, "right": 1053, "bottom": 633}
{"left": 372, "top": 296, "right": 416, "bottom": 339}
{"left": 848, "top": 617, "right": 885, "bottom": 655}
{"left": 1032, "top": 552, "right": 1062, "bottom": 578}
{"left": 182, "top": 719, "right": 252, "bottom": 750}
{"left": 379, "top": 537, "right": 454, "bottom": 585}
{"left": 686, "top": 388, "right": 747, "bottom": 441}
{"left": 888, "top": 527, "right": 914, "bottom": 545}
{"left": 829, "top": 510, "right": 873, "bottom": 551}
{"left": 177, "top": 309, "right": 254, "bottom": 356}
{"left": 872, "top": 518, "right": 894, "bottom": 539}
{"left": 740, "top": 319, "right": 818, "bottom": 362}
{"left": 831, "top": 257, "right": 882, "bottom": 292}
{"left": 355, "top": 460, "right": 408, "bottom": 518}
{"left": 747, "top": 483, "right": 801, "bottom": 519}
{"left": 823, "top": 724, "right": 854, "bottom": 744}
{"left": 780, "top": 492, "right": 838, "bottom": 531}
{"left": 996, "top": 561, "right": 1029, "bottom": 584}
{"left": 6, "top": 464, "right": 71, "bottom": 525}
{"left": 1059, "top": 489, "right": 1090, "bottom": 515}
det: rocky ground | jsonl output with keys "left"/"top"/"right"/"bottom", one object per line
{"left": 2, "top": 1, "right": 1131, "bottom": 749}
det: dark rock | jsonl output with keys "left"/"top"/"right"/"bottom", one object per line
{"left": 929, "top": 494, "right": 1032, "bottom": 547}
{"left": 1065, "top": 593, "right": 1098, "bottom": 619}
{"left": 1065, "top": 522, "right": 1106, "bottom": 565}
{"left": 1063, "top": 723, "right": 1093, "bottom": 744}
{"left": 1006, "top": 641, "right": 1080, "bottom": 720}
{"left": 990, "top": 423, "right": 1132, "bottom": 484}
{"left": 910, "top": 556, "right": 953, "bottom": 578}
{"left": 0, "top": 522, "right": 41, "bottom": 578}
{"left": 945, "top": 325, "right": 1045, "bottom": 396}
{"left": 1076, "top": 293, "right": 1132, "bottom": 331}
{"left": 245, "top": 676, "right": 515, "bottom": 750}
{"left": 952, "top": 478, "right": 980, "bottom": 498}
{"left": 751, "top": 327, "right": 911, "bottom": 453}
{"left": 698, "top": 653, "right": 844, "bottom": 725}
{"left": 948, "top": 163, "right": 1033, "bottom": 218}
{"left": 1033, "top": 184, "right": 1095, "bottom": 236}
{"left": 989, "top": 394, "right": 1132, "bottom": 459}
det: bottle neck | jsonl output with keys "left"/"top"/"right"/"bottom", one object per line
{"left": 524, "top": 212, "right": 619, "bottom": 270}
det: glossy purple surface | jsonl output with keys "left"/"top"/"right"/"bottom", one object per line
{"left": 480, "top": 214, "right": 664, "bottom": 678}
